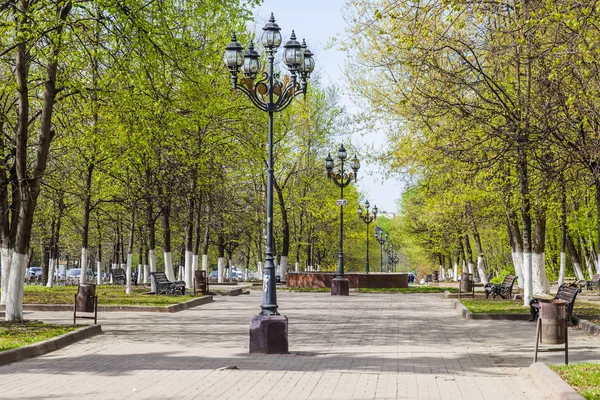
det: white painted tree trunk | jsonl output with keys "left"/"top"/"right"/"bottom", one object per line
{"left": 143, "top": 264, "right": 149, "bottom": 284}
{"left": 163, "top": 252, "right": 174, "bottom": 281}
{"left": 217, "top": 257, "right": 225, "bottom": 283}
{"left": 126, "top": 253, "right": 132, "bottom": 294}
{"left": 523, "top": 252, "right": 533, "bottom": 306}
{"left": 192, "top": 254, "right": 198, "bottom": 272}
{"left": 1, "top": 247, "right": 13, "bottom": 304}
{"left": 177, "top": 265, "right": 182, "bottom": 281}
{"left": 257, "top": 261, "right": 262, "bottom": 280}
{"left": 5, "top": 252, "right": 27, "bottom": 321}
{"left": 137, "top": 264, "right": 142, "bottom": 284}
{"left": 295, "top": 261, "right": 299, "bottom": 272}
{"left": 202, "top": 254, "right": 208, "bottom": 271}
{"left": 597, "top": 253, "right": 600, "bottom": 274}
{"left": 96, "top": 261, "right": 102, "bottom": 285}
{"left": 532, "top": 252, "right": 550, "bottom": 295}
{"left": 185, "top": 250, "right": 193, "bottom": 289}
{"left": 558, "top": 252, "right": 566, "bottom": 287}
{"left": 467, "top": 262, "right": 474, "bottom": 274}
{"left": 280, "top": 256, "right": 288, "bottom": 282}
{"left": 244, "top": 267, "right": 248, "bottom": 280}
{"left": 572, "top": 260, "right": 585, "bottom": 281}
{"left": 512, "top": 251, "right": 524, "bottom": 289}
{"left": 476, "top": 256, "right": 487, "bottom": 284}
{"left": 149, "top": 249, "right": 157, "bottom": 292}
{"left": 453, "top": 259, "right": 458, "bottom": 282}
{"left": 439, "top": 263, "right": 445, "bottom": 280}
{"left": 228, "top": 259, "right": 233, "bottom": 280}
{"left": 80, "top": 248, "right": 88, "bottom": 284}
{"left": 46, "top": 257, "right": 55, "bottom": 289}
{"left": 585, "top": 256, "right": 594, "bottom": 279}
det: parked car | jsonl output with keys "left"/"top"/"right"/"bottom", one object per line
{"left": 65, "top": 268, "right": 94, "bottom": 285}
{"left": 208, "top": 270, "right": 219, "bottom": 281}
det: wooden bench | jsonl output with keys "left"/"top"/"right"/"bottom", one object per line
{"left": 111, "top": 268, "right": 126, "bottom": 285}
{"left": 484, "top": 274, "right": 517, "bottom": 299}
{"left": 150, "top": 272, "right": 186, "bottom": 295}
{"left": 529, "top": 284, "right": 581, "bottom": 325}
{"left": 583, "top": 273, "right": 600, "bottom": 290}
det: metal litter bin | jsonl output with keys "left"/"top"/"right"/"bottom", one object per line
{"left": 534, "top": 299, "right": 568, "bottom": 364}
{"left": 539, "top": 299, "right": 567, "bottom": 344}
{"left": 74, "top": 283, "right": 98, "bottom": 324}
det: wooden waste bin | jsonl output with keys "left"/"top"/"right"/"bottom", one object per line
{"left": 194, "top": 270, "right": 209, "bottom": 295}
{"left": 459, "top": 273, "right": 474, "bottom": 298}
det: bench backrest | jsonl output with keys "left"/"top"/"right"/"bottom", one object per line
{"left": 151, "top": 272, "right": 170, "bottom": 284}
{"left": 112, "top": 268, "right": 125, "bottom": 277}
{"left": 591, "top": 274, "right": 600, "bottom": 282}
{"left": 555, "top": 284, "right": 580, "bottom": 304}
{"left": 501, "top": 274, "right": 516, "bottom": 288}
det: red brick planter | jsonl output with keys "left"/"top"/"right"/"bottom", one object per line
{"left": 286, "top": 272, "right": 408, "bottom": 289}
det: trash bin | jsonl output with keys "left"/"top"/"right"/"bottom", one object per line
{"left": 432, "top": 271, "right": 439, "bottom": 281}
{"left": 194, "top": 270, "right": 208, "bottom": 295}
{"left": 460, "top": 273, "right": 473, "bottom": 293}
{"left": 539, "top": 299, "right": 567, "bottom": 344}
{"left": 426, "top": 274, "right": 432, "bottom": 282}
{"left": 74, "top": 283, "right": 98, "bottom": 324}
{"left": 76, "top": 283, "right": 96, "bottom": 312}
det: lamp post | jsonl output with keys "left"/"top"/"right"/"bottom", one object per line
{"left": 224, "top": 14, "right": 315, "bottom": 354}
{"left": 388, "top": 249, "right": 399, "bottom": 272}
{"left": 325, "top": 145, "right": 360, "bottom": 295}
{"left": 358, "top": 201, "right": 377, "bottom": 273}
{"left": 375, "top": 228, "right": 387, "bottom": 272}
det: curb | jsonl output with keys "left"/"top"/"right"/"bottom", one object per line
{"left": 0, "top": 295, "right": 213, "bottom": 313}
{"left": 573, "top": 317, "right": 600, "bottom": 336}
{"left": 520, "top": 362, "right": 584, "bottom": 400}
{"left": 0, "top": 324, "right": 102, "bottom": 367}
{"left": 450, "top": 298, "right": 530, "bottom": 320}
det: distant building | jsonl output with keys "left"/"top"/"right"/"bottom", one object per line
{"left": 378, "top": 211, "right": 396, "bottom": 219}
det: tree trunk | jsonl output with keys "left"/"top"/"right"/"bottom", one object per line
{"left": 566, "top": 234, "right": 585, "bottom": 280}
{"left": 558, "top": 189, "right": 567, "bottom": 286}
{"left": 532, "top": 209, "right": 550, "bottom": 294}
{"left": 464, "top": 234, "right": 474, "bottom": 274}
{"left": 126, "top": 205, "right": 135, "bottom": 294}
{"left": 506, "top": 208, "right": 524, "bottom": 289}
{"left": 184, "top": 198, "right": 194, "bottom": 289}
{"left": 161, "top": 202, "right": 174, "bottom": 281}
{"left": 217, "top": 232, "right": 225, "bottom": 283}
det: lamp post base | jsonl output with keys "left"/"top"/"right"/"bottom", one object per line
{"left": 331, "top": 278, "right": 349, "bottom": 296}
{"left": 249, "top": 314, "right": 288, "bottom": 354}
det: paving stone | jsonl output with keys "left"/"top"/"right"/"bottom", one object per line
{"left": 0, "top": 291, "right": 598, "bottom": 399}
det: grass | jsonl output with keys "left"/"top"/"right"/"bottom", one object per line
{"left": 2, "top": 285, "right": 198, "bottom": 306}
{"left": 460, "top": 299, "right": 530, "bottom": 314}
{"left": 459, "top": 299, "right": 600, "bottom": 321}
{"left": 358, "top": 286, "right": 459, "bottom": 293}
{"left": 550, "top": 363, "right": 600, "bottom": 400}
{"left": 0, "top": 320, "right": 79, "bottom": 352}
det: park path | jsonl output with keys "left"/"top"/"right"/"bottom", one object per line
{"left": 0, "top": 290, "right": 598, "bottom": 399}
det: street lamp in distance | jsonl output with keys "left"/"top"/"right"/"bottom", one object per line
{"left": 358, "top": 201, "right": 377, "bottom": 274}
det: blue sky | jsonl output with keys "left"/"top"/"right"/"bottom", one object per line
{"left": 250, "top": 0, "right": 402, "bottom": 213}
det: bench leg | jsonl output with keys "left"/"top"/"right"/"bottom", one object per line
{"left": 565, "top": 323, "right": 568, "bottom": 365}
{"left": 534, "top": 318, "right": 541, "bottom": 363}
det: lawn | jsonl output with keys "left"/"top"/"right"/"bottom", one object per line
{"left": 460, "top": 299, "right": 600, "bottom": 322}
{"left": 2, "top": 285, "right": 198, "bottom": 306}
{"left": 551, "top": 363, "right": 600, "bottom": 400}
{"left": 0, "top": 321, "right": 79, "bottom": 352}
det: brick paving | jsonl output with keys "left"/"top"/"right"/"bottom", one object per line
{"left": 0, "top": 291, "right": 598, "bottom": 399}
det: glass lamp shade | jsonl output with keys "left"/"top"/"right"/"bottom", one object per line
{"left": 325, "top": 153, "right": 334, "bottom": 172}
{"left": 298, "top": 39, "right": 315, "bottom": 74}
{"left": 365, "top": 200, "right": 370, "bottom": 210}
{"left": 242, "top": 41, "right": 260, "bottom": 77}
{"left": 351, "top": 155, "right": 360, "bottom": 171}
{"left": 357, "top": 206, "right": 363, "bottom": 217}
{"left": 224, "top": 33, "right": 244, "bottom": 69}
{"left": 261, "top": 13, "right": 282, "bottom": 50}
{"left": 337, "top": 144, "right": 347, "bottom": 160}
{"left": 372, "top": 205, "right": 378, "bottom": 217}
{"left": 283, "top": 31, "right": 304, "bottom": 69}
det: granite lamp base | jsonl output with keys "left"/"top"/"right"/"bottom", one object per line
{"left": 331, "top": 278, "right": 349, "bottom": 296}
{"left": 249, "top": 314, "right": 288, "bottom": 354}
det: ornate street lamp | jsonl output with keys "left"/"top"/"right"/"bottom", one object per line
{"left": 224, "top": 14, "right": 315, "bottom": 354}
{"left": 375, "top": 228, "right": 387, "bottom": 272}
{"left": 325, "top": 144, "right": 360, "bottom": 295}
{"left": 358, "top": 201, "right": 377, "bottom": 274}
{"left": 387, "top": 247, "right": 399, "bottom": 272}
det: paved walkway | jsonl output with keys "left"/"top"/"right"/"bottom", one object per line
{"left": 0, "top": 291, "right": 598, "bottom": 399}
